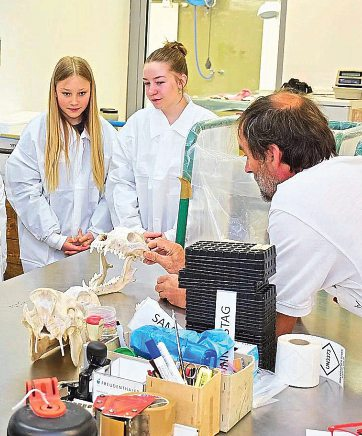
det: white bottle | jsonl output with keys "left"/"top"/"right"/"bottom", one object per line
{"left": 157, "top": 342, "right": 186, "bottom": 384}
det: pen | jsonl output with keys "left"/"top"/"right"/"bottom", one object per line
{"left": 172, "top": 310, "right": 186, "bottom": 382}
{"left": 149, "top": 359, "right": 162, "bottom": 378}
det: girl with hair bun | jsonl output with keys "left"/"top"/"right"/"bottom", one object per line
{"left": 5, "top": 56, "right": 117, "bottom": 272}
{"left": 107, "top": 41, "right": 216, "bottom": 241}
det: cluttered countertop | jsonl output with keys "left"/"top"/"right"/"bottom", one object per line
{"left": 1, "top": 249, "right": 362, "bottom": 435}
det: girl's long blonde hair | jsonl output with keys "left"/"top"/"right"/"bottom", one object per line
{"left": 45, "top": 56, "right": 104, "bottom": 192}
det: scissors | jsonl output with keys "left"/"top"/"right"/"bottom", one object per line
{"left": 184, "top": 363, "right": 210, "bottom": 387}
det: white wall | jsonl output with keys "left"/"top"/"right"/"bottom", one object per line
{"left": 283, "top": 0, "right": 362, "bottom": 92}
{"left": 0, "top": 0, "right": 130, "bottom": 119}
{"left": 148, "top": 3, "right": 179, "bottom": 56}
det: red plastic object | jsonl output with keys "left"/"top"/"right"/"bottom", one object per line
{"left": 25, "top": 377, "right": 67, "bottom": 418}
{"left": 86, "top": 315, "right": 103, "bottom": 325}
{"left": 94, "top": 394, "right": 156, "bottom": 419}
{"left": 328, "top": 422, "right": 362, "bottom": 435}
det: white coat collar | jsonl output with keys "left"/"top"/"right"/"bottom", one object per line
{"left": 149, "top": 95, "right": 197, "bottom": 139}
{"left": 69, "top": 123, "right": 90, "bottom": 144}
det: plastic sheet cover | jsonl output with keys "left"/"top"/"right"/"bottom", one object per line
{"left": 329, "top": 120, "right": 362, "bottom": 155}
{"left": 177, "top": 116, "right": 270, "bottom": 247}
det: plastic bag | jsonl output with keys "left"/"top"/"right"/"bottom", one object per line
{"left": 130, "top": 326, "right": 234, "bottom": 368}
{"left": 253, "top": 369, "right": 288, "bottom": 409}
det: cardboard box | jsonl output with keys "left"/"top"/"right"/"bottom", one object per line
{"left": 92, "top": 353, "right": 153, "bottom": 401}
{"left": 219, "top": 354, "right": 254, "bottom": 433}
{"left": 146, "top": 368, "right": 221, "bottom": 436}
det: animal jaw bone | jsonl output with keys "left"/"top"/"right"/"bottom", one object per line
{"left": 88, "top": 227, "right": 149, "bottom": 296}
{"left": 22, "top": 228, "right": 148, "bottom": 364}
{"left": 23, "top": 287, "right": 100, "bottom": 366}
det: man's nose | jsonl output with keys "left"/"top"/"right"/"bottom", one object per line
{"left": 245, "top": 160, "right": 253, "bottom": 173}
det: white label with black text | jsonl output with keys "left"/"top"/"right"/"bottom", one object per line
{"left": 314, "top": 336, "right": 345, "bottom": 387}
{"left": 215, "top": 290, "right": 237, "bottom": 366}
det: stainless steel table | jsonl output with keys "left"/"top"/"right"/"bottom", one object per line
{"left": 0, "top": 250, "right": 361, "bottom": 435}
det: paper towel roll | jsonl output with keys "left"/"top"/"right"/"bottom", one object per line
{"left": 275, "top": 334, "right": 322, "bottom": 388}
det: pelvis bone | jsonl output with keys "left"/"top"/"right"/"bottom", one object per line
{"left": 88, "top": 227, "right": 149, "bottom": 296}
{"left": 23, "top": 286, "right": 100, "bottom": 366}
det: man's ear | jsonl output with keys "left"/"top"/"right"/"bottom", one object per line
{"left": 267, "top": 143, "right": 294, "bottom": 178}
{"left": 266, "top": 144, "right": 282, "bottom": 167}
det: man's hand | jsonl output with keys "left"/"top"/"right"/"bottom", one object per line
{"left": 155, "top": 274, "right": 186, "bottom": 308}
{"left": 61, "top": 236, "right": 89, "bottom": 256}
{"left": 143, "top": 238, "right": 185, "bottom": 274}
{"left": 143, "top": 231, "right": 165, "bottom": 243}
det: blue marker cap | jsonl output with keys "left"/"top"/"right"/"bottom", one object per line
{"left": 145, "top": 339, "right": 161, "bottom": 359}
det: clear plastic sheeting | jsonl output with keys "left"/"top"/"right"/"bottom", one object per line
{"left": 252, "top": 369, "right": 288, "bottom": 409}
{"left": 176, "top": 116, "right": 270, "bottom": 247}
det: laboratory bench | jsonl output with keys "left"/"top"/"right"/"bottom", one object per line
{"left": 0, "top": 250, "right": 361, "bottom": 435}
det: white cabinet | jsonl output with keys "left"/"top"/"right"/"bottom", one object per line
{"left": 311, "top": 95, "right": 362, "bottom": 122}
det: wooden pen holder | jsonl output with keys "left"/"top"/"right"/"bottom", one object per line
{"left": 146, "top": 366, "right": 221, "bottom": 436}
{"left": 219, "top": 354, "right": 254, "bottom": 433}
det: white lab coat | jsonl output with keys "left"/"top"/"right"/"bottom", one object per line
{"left": 0, "top": 175, "right": 7, "bottom": 280}
{"left": 5, "top": 113, "right": 117, "bottom": 272}
{"left": 106, "top": 99, "right": 216, "bottom": 240}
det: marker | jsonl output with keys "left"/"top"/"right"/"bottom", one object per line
{"left": 145, "top": 339, "right": 173, "bottom": 382}
{"left": 195, "top": 367, "right": 213, "bottom": 388}
{"left": 157, "top": 342, "right": 185, "bottom": 385}
{"left": 116, "top": 321, "right": 126, "bottom": 347}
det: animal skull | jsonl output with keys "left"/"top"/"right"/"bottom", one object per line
{"left": 88, "top": 227, "right": 149, "bottom": 296}
{"left": 22, "top": 228, "right": 149, "bottom": 366}
{"left": 23, "top": 286, "right": 100, "bottom": 366}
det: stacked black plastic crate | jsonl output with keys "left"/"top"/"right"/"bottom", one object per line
{"left": 179, "top": 241, "right": 277, "bottom": 370}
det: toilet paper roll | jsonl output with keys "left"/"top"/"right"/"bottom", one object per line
{"left": 275, "top": 334, "right": 322, "bottom": 388}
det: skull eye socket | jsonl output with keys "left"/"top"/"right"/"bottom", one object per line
{"left": 127, "top": 232, "right": 140, "bottom": 243}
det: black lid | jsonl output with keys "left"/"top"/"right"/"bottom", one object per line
{"left": 86, "top": 341, "right": 108, "bottom": 363}
{"left": 100, "top": 108, "right": 118, "bottom": 113}
{"left": 7, "top": 402, "right": 97, "bottom": 435}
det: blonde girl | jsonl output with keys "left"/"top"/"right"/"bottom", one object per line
{"left": 5, "top": 56, "right": 117, "bottom": 272}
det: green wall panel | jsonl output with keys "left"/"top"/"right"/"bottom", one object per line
{"left": 177, "top": 0, "right": 264, "bottom": 97}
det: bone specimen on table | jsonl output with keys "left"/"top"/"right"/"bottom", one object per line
{"left": 88, "top": 227, "right": 149, "bottom": 296}
{"left": 22, "top": 287, "right": 100, "bottom": 366}
{"left": 22, "top": 228, "right": 148, "bottom": 365}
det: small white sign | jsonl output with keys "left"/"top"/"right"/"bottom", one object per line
{"left": 300, "top": 334, "right": 345, "bottom": 387}
{"left": 128, "top": 297, "right": 183, "bottom": 331}
{"left": 92, "top": 371, "right": 144, "bottom": 401}
{"left": 92, "top": 354, "right": 153, "bottom": 401}
{"left": 215, "top": 290, "right": 237, "bottom": 338}
{"left": 215, "top": 290, "right": 237, "bottom": 367}
{"left": 318, "top": 337, "right": 345, "bottom": 387}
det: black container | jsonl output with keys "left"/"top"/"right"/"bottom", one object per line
{"left": 7, "top": 402, "right": 98, "bottom": 436}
